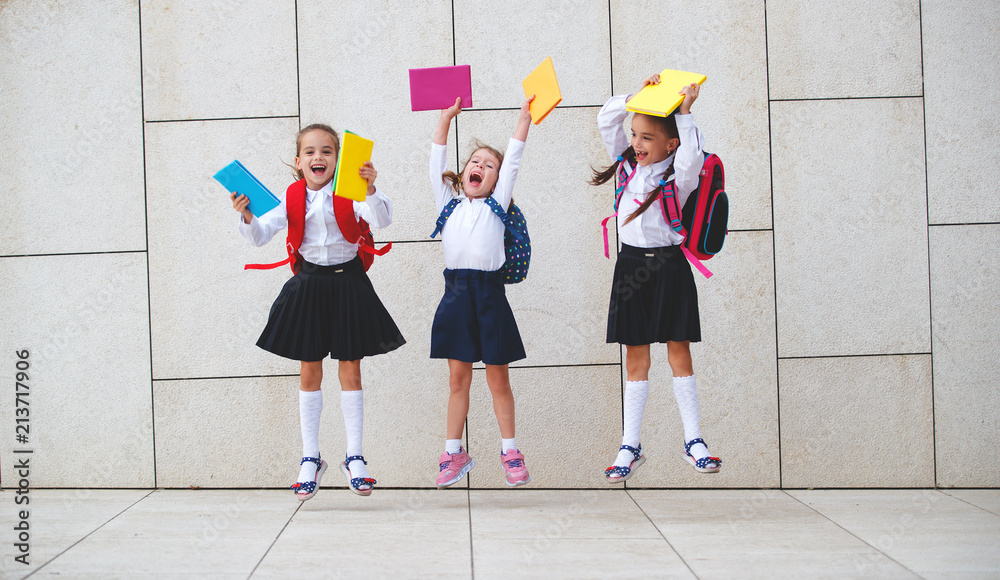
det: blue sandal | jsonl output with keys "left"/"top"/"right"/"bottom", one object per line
{"left": 604, "top": 444, "right": 645, "bottom": 484}
{"left": 683, "top": 438, "right": 721, "bottom": 473}
{"left": 340, "top": 455, "right": 377, "bottom": 496}
{"left": 290, "top": 456, "right": 327, "bottom": 501}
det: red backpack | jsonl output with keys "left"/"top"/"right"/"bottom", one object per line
{"left": 244, "top": 179, "right": 391, "bottom": 274}
{"left": 602, "top": 153, "right": 728, "bottom": 278}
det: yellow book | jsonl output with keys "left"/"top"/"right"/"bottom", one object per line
{"left": 522, "top": 56, "right": 562, "bottom": 125}
{"left": 625, "top": 69, "right": 707, "bottom": 117}
{"left": 332, "top": 130, "right": 374, "bottom": 202}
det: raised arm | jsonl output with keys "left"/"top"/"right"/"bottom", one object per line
{"left": 672, "top": 83, "right": 705, "bottom": 200}
{"left": 513, "top": 95, "right": 534, "bottom": 143}
{"left": 433, "top": 97, "right": 462, "bottom": 146}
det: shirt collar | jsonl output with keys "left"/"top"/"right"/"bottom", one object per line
{"left": 306, "top": 181, "right": 334, "bottom": 202}
{"left": 637, "top": 152, "right": 676, "bottom": 185}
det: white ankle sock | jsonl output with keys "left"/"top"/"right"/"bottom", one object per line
{"left": 673, "top": 375, "right": 709, "bottom": 461}
{"left": 341, "top": 390, "right": 369, "bottom": 479}
{"left": 501, "top": 438, "right": 517, "bottom": 453}
{"left": 616, "top": 380, "right": 649, "bottom": 467}
{"left": 445, "top": 439, "right": 463, "bottom": 454}
{"left": 298, "top": 389, "right": 323, "bottom": 482}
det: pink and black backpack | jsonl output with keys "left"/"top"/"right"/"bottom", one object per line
{"left": 602, "top": 152, "right": 729, "bottom": 278}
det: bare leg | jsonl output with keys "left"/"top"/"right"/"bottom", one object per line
{"left": 485, "top": 364, "right": 515, "bottom": 439}
{"left": 446, "top": 359, "right": 473, "bottom": 440}
{"left": 625, "top": 344, "right": 651, "bottom": 382}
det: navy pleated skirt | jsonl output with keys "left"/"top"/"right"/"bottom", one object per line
{"left": 430, "top": 268, "right": 526, "bottom": 366}
{"left": 256, "top": 257, "right": 405, "bottom": 361}
{"left": 607, "top": 244, "right": 701, "bottom": 345}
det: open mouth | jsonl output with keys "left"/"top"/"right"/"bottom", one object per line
{"left": 469, "top": 173, "right": 483, "bottom": 185}
{"left": 635, "top": 151, "right": 648, "bottom": 162}
{"left": 311, "top": 164, "right": 326, "bottom": 176}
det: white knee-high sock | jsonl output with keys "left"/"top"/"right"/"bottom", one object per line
{"left": 672, "top": 374, "right": 709, "bottom": 460}
{"left": 341, "top": 390, "right": 370, "bottom": 479}
{"left": 615, "top": 380, "right": 649, "bottom": 467}
{"left": 298, "top": 389, "right": 323, "bottom": 482}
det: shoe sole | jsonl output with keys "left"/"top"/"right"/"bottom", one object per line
{"left": 340, "top": 461, "right": 374, "bottom": 496}
{"left": 505, "top": 473, "right": 531, "bottom": 487}
{"left": 683, "top": 454, "right": 720, "bottom": 473}
{"left": 296, "top": 459, "right": 328, "bottom": 501}
{"left": 436, "top": 458, "right": 475, "bottom": 488}
{"left": 606, "top": 455, "right": 645, "bottom": 484}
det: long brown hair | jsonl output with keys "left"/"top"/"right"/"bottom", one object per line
{"left": 442, "top": 141, "right": 504, "bottom": 194}
{"left": 288, "top": 124, "right": 340, "bottom": 181}
{"left": 590, "top": 113, "right": 679, "bottom": 226}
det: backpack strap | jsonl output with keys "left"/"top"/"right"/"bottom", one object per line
{"left": 333, "top": 194, "right": 392, "bottom": 260}
{"left": 602, "top": 155, "right": 638, "bottom": 258}
{"left": 659, "top": 178, "right": 685, "bottom": 235}
{"left": 244, "top": 179, "right": 306, "bottom": 272}
{"left": 659, "top": 172, "right": 714, "bottom": 279}
{"left": 429, "top": 198, "right": 461, "bottom": 238}
{"left": 483, "top": 196, "right": 526, "bottom": 242}
{"left": 613, "top": 155, "right": 638, "bottom": 211}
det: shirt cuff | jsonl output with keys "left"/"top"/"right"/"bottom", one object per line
{"left": 675, "top": 113, "right": 695, "bottom": 127}
{"left": 506, "top": 137, "right": 526, "bottom": 153}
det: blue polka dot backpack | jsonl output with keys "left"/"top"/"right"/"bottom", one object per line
{"left": 430, "top": 196, "right": 531, "bottom": 284}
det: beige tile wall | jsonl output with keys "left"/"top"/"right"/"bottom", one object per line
{"left": 1, "top": 1, "right": 998, "bottom": 488}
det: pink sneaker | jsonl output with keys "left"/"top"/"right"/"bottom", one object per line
{"left": 501, "top": 449, "right": 531, "bottom": 487}
{"left": 436, "top": 447, "right": 475, "bottom": 488}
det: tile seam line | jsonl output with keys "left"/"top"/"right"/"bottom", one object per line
{"left": 939, "top": 490, "right": 1000, "bottom": 519}
{"left": 145, "top": 115, "right": 299, "bottom": 124}
{"left": 624, "top": 489, "right": 700, "bottom": 579}
{"left": 778, "top": 352, "right": 932, "bottom": 361}
{"left": 917, "top": 0, "right": 937, "bottom": 487}
{"left": 21, "top": 489, "right": 157, "bottom": 579}
{"left": 929, "top": 221, "right": 1000, "bottom": 227}
{"left": 247, "top": 500, "right": 304, "bottom": 579}
{"left": 12, "top": 486, "right": 963, "bottom": 491}
{"left": 770, "top": 95, "right": 923, "bottom": 102}
{"left": 1, "top": 250, "right": 147, "bottom": 259}
{"left": 763, "top": 0, "right": 782, "bottom": 489}
{"left": 137, "top": 0, "right": 158, "bottom": 489}
{"left": 608, "top": 0, "right": 625, "bottom": 460}
{"left": 151, "top": 363, "right": 622, "bottom": 382}
{"left": 293, "top": 0, "right": 301, "bottom": 129}
{"left": 781, "top": 490, "right": 926, "bottom": 578}
{"left": 466, "top": 487, "right": 475, "bottom": 579}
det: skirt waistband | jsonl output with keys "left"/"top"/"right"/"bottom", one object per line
{"left": 443, "top": 268, "right": 502, "bottom": 281}
{"left": 619, "top": 243, "right": 682, "bottom": 258}
{"left": 298, "top": 256, "right": 363, "bottom": 276}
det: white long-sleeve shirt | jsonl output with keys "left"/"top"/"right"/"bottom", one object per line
{"left": 597, "top": 95, "right": 705, "bottom": 248}
{"left": 429, "top": 138, "right": 525, "bottom": 271}
{"left": 239, "top": 181, "right": 393, "bottom": 266}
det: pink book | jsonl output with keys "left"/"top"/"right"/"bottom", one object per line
{"left": 409, "top": 65, "right": 473, "bottom": 111}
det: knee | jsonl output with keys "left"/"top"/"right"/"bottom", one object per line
{"left": 625, "top": 355, "right": 651, "bottom": 380}
{"left": 300, "top": 362, "right": 323, "bottom": 390}
{"left": 449, "top": 372, "right": 472, "bottom": 394}
{"left": 449, "top": 380, "right": 471, "bottom": 396}
{"left": 486, "top": 379, "right": 512, "bottom": 398}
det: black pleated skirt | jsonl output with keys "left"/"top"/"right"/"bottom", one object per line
{"left": 607, "top": 244, "right": 701, "bottom": 345}
{"left": 256, "top": 257, "right": 405, "bottom": 361}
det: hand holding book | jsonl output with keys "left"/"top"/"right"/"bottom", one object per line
{"left": 625, "top": 69, "right": 706, "bottom": 117}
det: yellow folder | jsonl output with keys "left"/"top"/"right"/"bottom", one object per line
{"left": 625, "top": 69, "right": 707, "bottom": 117}
{"left": 522, "top": 56, "right": 562, "bottom": 125}
{"left": 332, "top": 130, "right": 374, "bottom": 202}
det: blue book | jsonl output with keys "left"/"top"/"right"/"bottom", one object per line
{"left": 213, "top": 160, "right": 280, "bottom": 218}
